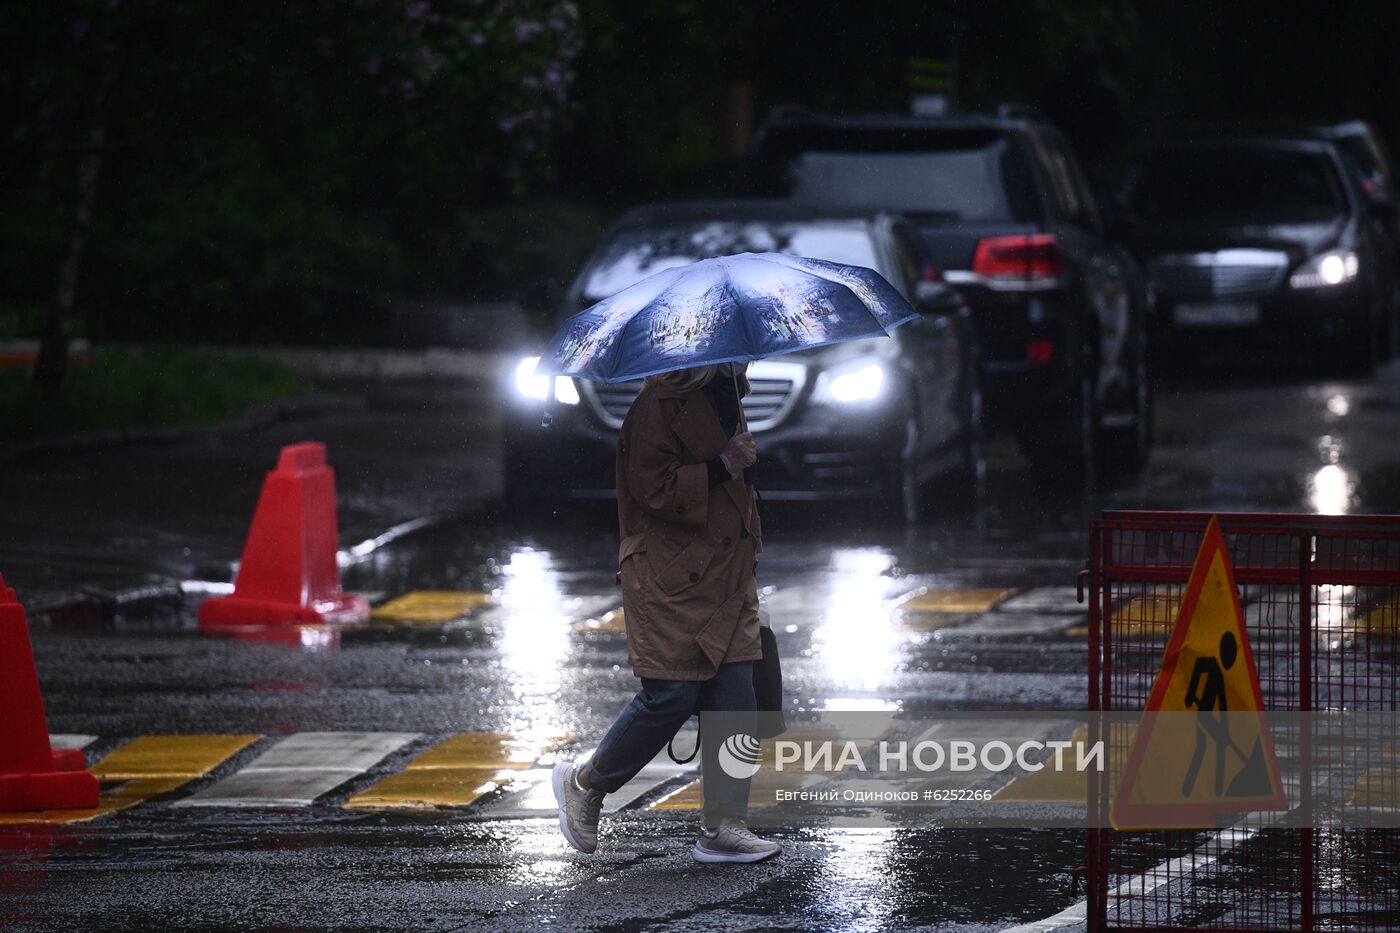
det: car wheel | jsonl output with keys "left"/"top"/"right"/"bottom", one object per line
{"left": 1019, "top": 364, "right": 1098, "bottom": 491}
{"left": 1101, "top": 332, "right": 1153, "bottom": 478}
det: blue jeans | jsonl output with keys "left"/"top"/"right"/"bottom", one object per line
{"left": 587, "top": 661, "right": 756, "bottom": 825}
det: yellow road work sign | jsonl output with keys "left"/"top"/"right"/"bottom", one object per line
{"left": 1112, "top": 516, "right": 1287, "bottom": 829}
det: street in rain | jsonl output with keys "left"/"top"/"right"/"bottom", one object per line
{"left": 3, "top": 3, "right": 1400, "bottom": 932}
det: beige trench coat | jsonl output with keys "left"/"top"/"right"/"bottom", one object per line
{"left": 615, "top": 369, "right": 763, "bottom": 681}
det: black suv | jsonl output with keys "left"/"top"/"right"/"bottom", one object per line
{"left": 750, "top": 112, "right": 1154, "bottom": 483}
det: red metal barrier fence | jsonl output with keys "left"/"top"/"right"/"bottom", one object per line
{"left": 1087, "top": 511, "right": 1400, "bottom": 932}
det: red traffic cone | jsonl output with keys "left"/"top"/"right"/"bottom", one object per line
{"left": 199, "top": 442, "right": 369, "bottom": 631}
{"left": 0, "top": 572, "right": 101, "bottom": 812}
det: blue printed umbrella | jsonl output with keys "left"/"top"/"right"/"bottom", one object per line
{"left": 535, "top": 252, "right": 917, "bottom": 384}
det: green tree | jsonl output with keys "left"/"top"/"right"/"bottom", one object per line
{"left": 0, "top": 1, "right": 579, "bottom": 397}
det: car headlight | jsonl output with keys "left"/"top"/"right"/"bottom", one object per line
{"left": 813, "top": 362, "right": 887, "bottom": 405}
{"left": 1290, "top": 251, "right": 1359, "bottom": 289}
{"left": 514, "top": 356, "right": 579, "bottom": 405}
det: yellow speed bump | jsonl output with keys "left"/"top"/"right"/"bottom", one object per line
{"left": 371, "top": 590, "right": 491, "bottom": 624}
{"left": 1346, "top": 767, "right": 1400, "bottom": 808}
{"left": 345, "top": 732, "right": 568, "bottom": 809}
{"left": 0, "top": 734, "right": 261, "bottom": 825}
{"left": 990, "top": 724, "right": 1134, "bottom": 803}
{"left": 1105, "top": 590, "right": 1180, "bottom": 636}
{"left": 1357, "top": 599, "right": 1400, "bottom": 635}
{"left": 895, "top": 587, "right": 1019, "bottom": 615}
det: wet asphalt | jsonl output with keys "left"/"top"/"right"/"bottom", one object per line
{"left": 2, "top": 359, "right": 1400, "bottom": 931}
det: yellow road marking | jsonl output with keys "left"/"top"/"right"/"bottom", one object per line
{"left": 895, "top": 587, "right": 1019, "bottom": 615}
{"left": 371, "top": 591, "right": 491, "bottom": 624}
{"left": 577, "top": 608, "right": 625, "bottom": 633}
{"left": 1346, "top": 767, "right": 1400, "bottom": 807}
{"left": 991, "top": 725, "right": 1133, "bottom": 804}
{"left": 991, "top": 726, "right": 1090, "bottom": 804}
{"left": 0, "top": 734, "right": 261, "bottom": 825}
{"left": 1356, "top": 599, "right": 1400, "bottom": 635}
{"left": 1062, "top": 593, "right": 1181, "bottom": 638}
{"left": 345, "top": 732, "right": 568, "bottom": 809}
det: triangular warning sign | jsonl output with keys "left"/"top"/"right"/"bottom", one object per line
{"left": 1111, "top": 515, "right": 1287, "bottom": 829}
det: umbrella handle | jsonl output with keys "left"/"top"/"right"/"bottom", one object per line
{"left": 733, "top": 367, "right": 748, "bottom": 434}
{"left": 733, "top": 366, "right": 757, "bottom": 487}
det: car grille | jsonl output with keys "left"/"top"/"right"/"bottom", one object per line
{"left": 1148, "top": 249, "right": 1290, "bottom": 299}
{"left": 583, "top": 361, "right": 807, "bottom": 432}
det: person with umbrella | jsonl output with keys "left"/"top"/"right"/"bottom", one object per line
{"left": 542, "top": 253, "right": 916, "bottom": 863}
{"left": 553, "top": 360, "right": 774, "bottom": 862}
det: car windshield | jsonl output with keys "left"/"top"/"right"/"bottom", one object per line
{"left": 784, "top": 140, "right": 1035, "bottom": 222}
{"left": 1127, "top": 148, "right": 1347, "bottom": 224}
{"left": 581, "top": 221, "right": 880, "bottom": 301}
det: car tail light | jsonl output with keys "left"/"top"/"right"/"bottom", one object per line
{"left": 972, "top": 234, "right": 1065, "bottom": 285}
{"left": 1025, "top": 339, "right": 1056, "bottom": 365}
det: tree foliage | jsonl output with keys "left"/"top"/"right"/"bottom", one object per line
{"left": 0, "top": 1, "right": 580, "bottom": 348}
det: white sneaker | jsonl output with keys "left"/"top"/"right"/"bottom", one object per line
{"left": 692, "top": 818, "right": 781, "bottom": 863}
{"left": 552, "top": 761, "right": 604, "bottom": 854}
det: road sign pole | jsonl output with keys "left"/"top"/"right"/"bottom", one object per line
{"left": 1298, "top": 533, "right": 1314, "bottom": 933}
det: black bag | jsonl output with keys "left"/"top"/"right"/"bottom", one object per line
{"left": 753, "top": 625, "right": 787, "bottom": 738}
{"left": 667, "top": 624, "right": 785, "bottom": 764}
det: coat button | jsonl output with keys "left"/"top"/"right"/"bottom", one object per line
{"left": 723, "top": 536, "right": 733, "bottom": 546}
{"left": 689, "top": 572, "right": 700, "bottom": 583}
{"left": 675, "top": 505, "right": 685, "bottom": 514}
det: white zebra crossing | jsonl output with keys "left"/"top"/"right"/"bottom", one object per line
{"left": 176, "top": 732, "right": 420, "bottom": 808}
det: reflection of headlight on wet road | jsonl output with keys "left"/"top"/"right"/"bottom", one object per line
{"left": 1310, "top": 463, "right": 1353, "bottom": 515}
{"left": 814, "top": 362, "right": 886, "bottom": 405}
{"left": 514, "top": 356, "right": 579, "bottom": 405}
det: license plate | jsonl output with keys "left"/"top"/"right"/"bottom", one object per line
{"left": 1172, "top": 301, "right": 1261, "bottom": 327}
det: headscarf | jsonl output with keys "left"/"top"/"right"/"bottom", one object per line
{"left": 645, "top": 363, "right": 751, "bottom": 399}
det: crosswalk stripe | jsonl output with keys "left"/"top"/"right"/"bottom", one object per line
{"left": 344, "top": 733, "right": 568, "bottom": 809}
{"left": 371, "top": 590, "right": 491, "bottom": 623}
{"left": 0, "top": 734, "right": 261, "bottom": 825}
{"left": 49, "top": 734, "right": 98, "bottom": 750}
{"left": 176, "top": 732, "right": 419, "bottom": 808}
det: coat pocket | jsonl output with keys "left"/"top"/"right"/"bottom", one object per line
{"left": 652, "top": 536, "right": 718, "bottom": 596}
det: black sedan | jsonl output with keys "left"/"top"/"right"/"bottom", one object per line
{"left": 502, "top": 201, "right": 983, "bottom": 521}
{"left": 1120, "top": 136, "right": 1396, "bottom": 373}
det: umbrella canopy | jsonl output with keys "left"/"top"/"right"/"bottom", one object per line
{"left": 535, "top": 252, "right": 917, "bottom": 384}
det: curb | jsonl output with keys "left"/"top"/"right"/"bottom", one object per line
{"left": 33, "top": 508, "right": 477, "bottom": 625}
{"left": 0, "top": 394, "right": 362, "bottom": 466}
